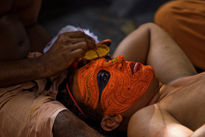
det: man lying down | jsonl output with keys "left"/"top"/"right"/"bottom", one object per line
{"left": 0, "top": 22, "right": 204, "bottom": 137}
{"left": 57, "top": 23, "right": 205, "bottom": 137}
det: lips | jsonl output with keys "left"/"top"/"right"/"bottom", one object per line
{"left": 132, "top": 62, "right": 142, "bottom": 73}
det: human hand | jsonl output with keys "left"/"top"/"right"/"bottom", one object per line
{"left": 40, "top": 31, "right": 95, "bottom": 77}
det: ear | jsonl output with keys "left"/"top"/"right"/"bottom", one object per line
{"left": 101, "top": 114, "right": 123, "bottom": 131}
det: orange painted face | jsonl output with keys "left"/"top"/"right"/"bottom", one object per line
{"left": 76, "top": 56, "right": 154, "bottom": 114}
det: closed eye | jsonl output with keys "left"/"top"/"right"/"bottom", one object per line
{"left": 97, "top": 70, "right": 110, "bottom": 101}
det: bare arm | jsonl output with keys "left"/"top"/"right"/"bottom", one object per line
{"left": 53, "top": 110, "right": 104, "bottom": 137}
{"left": 113, "top": 23, "right": 196, "bottom": 84}
{"left": 0, "top": 32, "right": 95, "bottom": 87}
{"left": 0, "top": 57, "right": 46, "bottom": 87}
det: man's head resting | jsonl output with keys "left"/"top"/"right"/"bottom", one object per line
{"left": 66, "top": 56, "right": 155, "bottom": 132}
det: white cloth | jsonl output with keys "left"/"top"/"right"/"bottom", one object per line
{"left": 43, "top": 25, "right": 99, "bottom": 53}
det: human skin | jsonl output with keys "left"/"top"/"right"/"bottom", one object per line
{"left": 71, "top": 57, "right": 160, "bottom": 131}
{"left": 113, "top": 23, "right": 205, "bottom": 137}
{"left": 0, "top": 0, "right": 51, "bottom": 52}
{"left": 128, "top": 72, "right": 205, "bottom": 137}
{"left": 70, "top": 23, "right": 205, "bottom": 136}
{"left": 0, "top": 0, "right": 94, "bottom": 87}
{"left": 0, "top": 0, "right": 49, "bottom": 87}
{"left": 0, "top": 19, "right": 94, "bottom": 87}
{"left": 0, "top": 12, "right": 95, "bottom": 87}
{"left": 0, "top": 1, "right": 103, "bottom": 137}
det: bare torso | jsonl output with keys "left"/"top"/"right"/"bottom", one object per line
{"left": 0, "top": 0, "right": 50, "bottom": 61}
{"left": 0, "top": 15, "right": 30, "bottom": 61}
{"left": 128, "top": 72, "right": 205, "bottom": 137}
{"left": 159, "top": 72, "right": 205, "bottom": 130}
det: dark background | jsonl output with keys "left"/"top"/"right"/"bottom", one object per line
{"left": 39, "top": 0, "right": 169, "bottom": 54}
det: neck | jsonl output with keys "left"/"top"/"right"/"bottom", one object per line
{"left": 147, "top": 82, "right": 162, "bottom": 105}
{"left": 144, "top": 78, "right": 162, "bottom": 107}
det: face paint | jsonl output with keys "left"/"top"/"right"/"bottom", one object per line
{"left": 75, "top": 56, "right": 154, "bottom": 114}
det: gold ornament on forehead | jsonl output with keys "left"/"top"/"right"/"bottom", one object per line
{"left": 84, "top": 39, "right": 111, "bottom": 60}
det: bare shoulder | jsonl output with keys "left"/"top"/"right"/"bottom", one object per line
{"left": 127, "top": 105, "right": 156, "bottom": 137}
{"left": 168, "top": 72, "right": 205, "bottom": 86}
{"left": 127, "top": 104, "right": 193, "bottom": 137}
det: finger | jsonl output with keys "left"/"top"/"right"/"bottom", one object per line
{"left": 57, "top": 34, "right": 72, "bottom": 45}
{"left": 71, "top": 49, "right": 86, "bottom": 58}
{"left": 60, "top": 37, "right": 88, "bottom": 46}
{"left": 61, "top": 49, "right": 80, "bottom": 63}
{"left": 69, "top": 38, "right": 86, "bottom": 44}
{"left": 57, "top": 31, "right": 85, "bottom": 43}
{"left": 63, "top": 31, "right": 85, "bottom": 38}
{"left": 70, "top": 41, "right": 87, "bottom": 51}
{"left": 84, "top": 34, "right": 95, "bottom": 42}
{"left": 83, "top": 35, "right": 96, "bottom": 49}
{"left": 69, "top": 31, "right": 94, "bottom": 41}
{"left": 86, "top": 39, "right": 96, "bottom": 49}
{"left": 59, "top": 32, "right": 96, "bottom": 49}
{"left": 56, "top": 37, "right": 83, "bottom": 47}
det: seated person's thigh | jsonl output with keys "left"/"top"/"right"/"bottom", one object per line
{"left": 0, "top": 83, "right": 66, "bottom": 137}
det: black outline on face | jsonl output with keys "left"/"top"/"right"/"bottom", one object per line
{"left": 97, "top": 70, "right": 110, "bottom": 102}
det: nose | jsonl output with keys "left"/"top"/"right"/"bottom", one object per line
{"left": 129, "top": 62, "right": 136, "bottom": 74}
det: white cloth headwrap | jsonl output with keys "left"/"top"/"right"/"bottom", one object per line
{"left": 43, "top": 25, "right": 99, "bottom": 53}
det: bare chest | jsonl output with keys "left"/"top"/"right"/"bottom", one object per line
{"left": 0, "top": 15, "right": 30, "bottom": 61}
{"left": 159, "top": 73, "right": 205, "bottom": 130}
